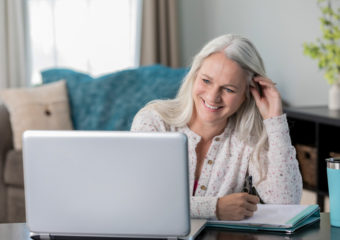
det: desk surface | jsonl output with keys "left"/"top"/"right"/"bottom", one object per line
{"left": 0, "top": 213, "right": 336, "bottom": 240}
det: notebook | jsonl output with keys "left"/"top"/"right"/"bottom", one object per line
{"left": 23, "top": 130, "right": 205, "bottom": 239}
{"left": 207, "top": 204, "right": 320, "bottom": 234}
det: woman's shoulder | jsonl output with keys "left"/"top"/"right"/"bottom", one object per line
{"left": 131, "top": 107, "right": 168, "bottom": 132}
{"left": 134, "top": 107, "right": 162, "bottom": 121}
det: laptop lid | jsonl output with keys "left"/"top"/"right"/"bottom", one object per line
{"left": 23, "top": 131, "right": 191, "bottom": 238}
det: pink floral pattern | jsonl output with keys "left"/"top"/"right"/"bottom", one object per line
{"left": 131, "top": 110, "right": 302, "bottom": 219}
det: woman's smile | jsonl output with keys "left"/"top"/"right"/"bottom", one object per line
{"left": 201, "top": 98, "right": 223, "bottom": 112}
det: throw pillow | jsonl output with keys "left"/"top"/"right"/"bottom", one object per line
{"left": 0, "top": 80, "right": 73, "bottom": 150}
{"left": 41, "top": 65, "right": 188, "bottom": 130}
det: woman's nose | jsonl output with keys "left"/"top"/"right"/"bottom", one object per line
{"left": 206, "top": 87, "right": 222, "bottom": 103}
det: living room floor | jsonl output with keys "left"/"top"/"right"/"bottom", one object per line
{"left": 301, "top": 189, "right": 329, "bottom": 212}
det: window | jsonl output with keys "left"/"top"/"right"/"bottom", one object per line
{"left": 27, "top": 0, "right": 142, "bottom": 84}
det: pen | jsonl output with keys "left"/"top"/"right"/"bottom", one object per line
{"left": 247, "top": 176, "right": 254, "bottom": 195}
{"left": 244, "top": 175, "right": 264, "bottom": 204}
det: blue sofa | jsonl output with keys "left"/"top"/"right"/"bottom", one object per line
{"left": 42, "top": 64, "right": 188, "bottom": 130}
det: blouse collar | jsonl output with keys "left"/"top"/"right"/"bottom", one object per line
{"left": 180, "top": 123, "right": 231, "bottom": 145}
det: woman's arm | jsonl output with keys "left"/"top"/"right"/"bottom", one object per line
{"left": 250, "top": 76, "right": 302, "bottom": 203}
{"left": 192, "top": 194, "right": 259, "bottom": 220}
{"left": 191, "top": 196, "right": 219, "bottom": 219}
{"left": 250, "top": 114, "right": 303, "bottom": 204}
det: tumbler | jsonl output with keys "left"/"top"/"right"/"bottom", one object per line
{"left": 326, "top": 157, "right": 340, "bottom": 227}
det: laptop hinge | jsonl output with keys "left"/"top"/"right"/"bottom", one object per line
{"left": 167, "top": 238, "right": 178, "bottom": 240}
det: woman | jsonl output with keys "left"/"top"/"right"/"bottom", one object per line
{"left": 131, "top": 34, "right": 302, "bottom": 220}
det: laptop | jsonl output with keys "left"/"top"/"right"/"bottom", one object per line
{"left": 23, "top": 130, "right": 206, "bottom": 239}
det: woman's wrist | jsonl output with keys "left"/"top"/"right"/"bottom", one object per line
{"left": 262, "top": 108, "right": 283, "bottom": 120}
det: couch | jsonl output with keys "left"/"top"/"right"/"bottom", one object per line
{"left": 0, "top": 65, "right": 187, "bottom": 223}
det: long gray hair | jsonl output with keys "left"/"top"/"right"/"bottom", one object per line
{"left": 138, "top": 34, "right": 269, "bottom": 182}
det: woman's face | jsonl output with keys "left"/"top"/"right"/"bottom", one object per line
{"left": 192, "top": 52, "right": 248, "bottom": 128}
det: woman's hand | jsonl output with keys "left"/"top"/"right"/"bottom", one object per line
{"left": 250, "top": 76, "right": 283, "bottom": 120}
{"left": 216, "top": 193, "right": 260, "bottom": 220}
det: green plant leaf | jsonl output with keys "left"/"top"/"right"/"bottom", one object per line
{"left": 321, "top": 6, "right": 334, "bottom": 15}
{"left": 303, "top": 0, "right": 340, "bottom": 84}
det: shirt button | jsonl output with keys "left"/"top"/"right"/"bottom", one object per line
{"left": 200, "top": 185, "right": 207, "bottom": 191}
{"left": 215, "top": 137, "right": 220, "bottom": 141}
{"left": 208, "top": 160, "right": 213, "bottom": 165}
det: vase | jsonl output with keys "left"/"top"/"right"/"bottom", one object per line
{"left": 329, "top": 83, "right": 340, "bottom": 110}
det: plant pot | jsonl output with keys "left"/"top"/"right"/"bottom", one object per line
{"left": 329, "top": 83, "right": 340, "bottom": 110}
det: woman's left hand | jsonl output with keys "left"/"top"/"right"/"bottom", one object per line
{"left": 250, "top": 76, "right": 283, "bottom": 120}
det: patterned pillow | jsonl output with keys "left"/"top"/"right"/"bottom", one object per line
{"left": 41, "top": 65, "right": 188, "bottom": 130}
{"left": 0, "top": 80, "right": 73, "bottom": 149}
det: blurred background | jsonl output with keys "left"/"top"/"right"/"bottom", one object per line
{"left": 0, "top": 0, "right": 337, "bottom": 223}
{"left": 0, "top": 0, "right": 333, "bottom": 107}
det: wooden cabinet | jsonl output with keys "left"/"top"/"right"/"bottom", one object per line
{"left": 285, "top": 106, "right": 340, "bottom": 211}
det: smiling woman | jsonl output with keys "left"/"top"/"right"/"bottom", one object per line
{"left": 27, "top": 0, "right": 142, "bottom": 84}
{"left": 131, "top": 34, "right": 302, "bottom": 221}
{"left": 190, "top": 53, "right": 247, "bottom": 130}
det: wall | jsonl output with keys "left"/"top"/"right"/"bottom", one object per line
{"left": 178, "top": 0, "right": 330, "bottom": 107}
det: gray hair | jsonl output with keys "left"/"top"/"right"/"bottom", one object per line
{"left": 138, "top": 34, "right": 269, "bottom": 182}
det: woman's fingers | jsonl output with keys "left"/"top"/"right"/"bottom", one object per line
{"left": 250, "top": 86, "right": 261, "bottom": 101}
{"left": 244, "top": 209, "right": 255, "bottom": 218}
{"left": 250, "top": 75, "right": 283, "bottom": 120}
{"left": 253, "top": 76, "right": 275, "bottom": 85}
{"left": 216, "top": 193, "right": 260, "bottom": 220}
{"left": 247, "top": 194, "right": 260, "bottom": 204}
{"left": 253, "top": 76, "right": 277, "bottom": 89}
{"left": 251, "top": 76, "right": 278, "bottom": 99}
{"left": 244, "top": 194, "right": 259, "bottom": 212}
{"left": 245, "top": 202, "right": 258, "bottom": 212}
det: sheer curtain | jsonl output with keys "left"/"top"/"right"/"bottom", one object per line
{"left": 27, "top": 0, "right": 142, "bottom": 84}
{"left": 0, "top": 0, "right": 29, "bottom": 89}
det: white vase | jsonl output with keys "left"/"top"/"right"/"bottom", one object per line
{"left": 329, "top": 83, "right": 340, "bottom": 110}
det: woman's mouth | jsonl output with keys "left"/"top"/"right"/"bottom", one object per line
{"left": 202, "top": 99, "right": 223, "bottom": 111}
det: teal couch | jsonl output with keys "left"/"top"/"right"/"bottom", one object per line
{"left": 42, "top": 64, "right": 188, "bottom": 131}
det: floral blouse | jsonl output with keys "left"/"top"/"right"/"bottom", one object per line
{"left": 131, "top": 109, "right": 302, "bottom": 219}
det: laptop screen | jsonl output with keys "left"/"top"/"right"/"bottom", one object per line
{"left": 23, "top": 131, "right": 190, "bottom": 238}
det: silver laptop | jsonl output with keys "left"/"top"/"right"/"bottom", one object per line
{"left": 23, "top": 130, "right": 205, "bottom": 239}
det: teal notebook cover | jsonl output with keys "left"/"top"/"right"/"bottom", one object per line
{"left": 207, "top": 204, "right": 320, "bottom": 233}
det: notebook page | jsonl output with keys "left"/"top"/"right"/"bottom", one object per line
{"left": 209, "top": 204, "right": 315, "bottom": 228}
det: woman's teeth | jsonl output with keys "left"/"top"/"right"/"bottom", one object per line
{"left": 204, "top": 101, "right": 220, "bottom": 110}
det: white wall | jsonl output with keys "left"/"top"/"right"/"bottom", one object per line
{"left": 178, "top": 0, "right": 330, "bottom": 107}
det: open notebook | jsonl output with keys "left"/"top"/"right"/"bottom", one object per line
{"left": 207, "top": 204, "right": 320, "bottom": 234}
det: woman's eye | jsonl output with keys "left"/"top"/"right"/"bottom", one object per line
{"left": 202, "top": 79, "right": 210, "bottom": 84}
{"left": 224, "top": 88, "right": 235, "bottom": 93}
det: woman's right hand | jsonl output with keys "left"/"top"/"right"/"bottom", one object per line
{"left": 216, "top": 193, "right": 260, "bottom": 220}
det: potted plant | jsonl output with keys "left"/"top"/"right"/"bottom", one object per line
{"left": 303, "top": 0, "right": 340, "bottom": 110}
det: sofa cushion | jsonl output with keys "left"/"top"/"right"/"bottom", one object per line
{"left": 0, "top": 80, "right": 73, "bottom": 149}
{"left": 0, "top": 104, "right": 13, "bottom": 155}
{"left": 7, "top": 187, "right": 26, "bottom": 222}
{"left": 4, "top": 150, "right": 24, "bottom": 187}
{"left": 41, "top": 65, "right": 188, "bottom": 130}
